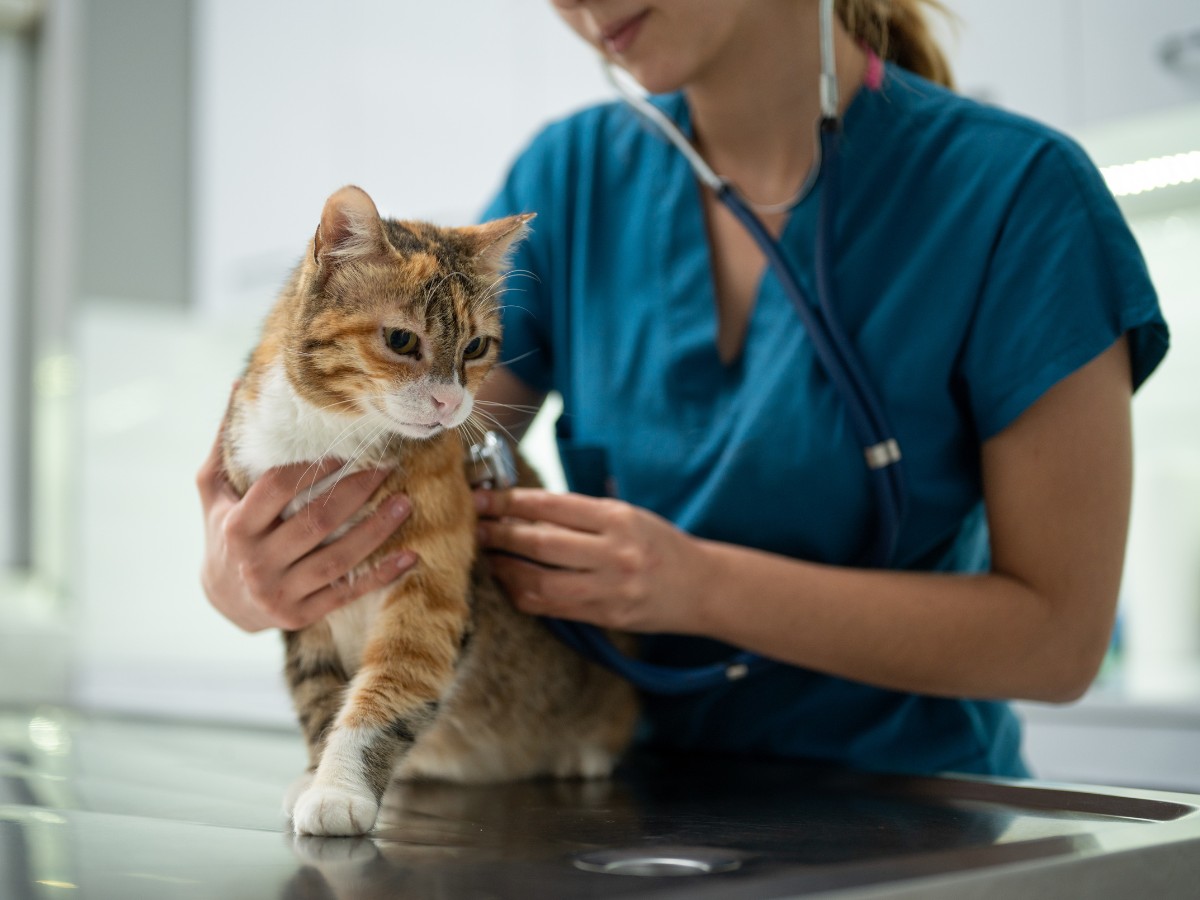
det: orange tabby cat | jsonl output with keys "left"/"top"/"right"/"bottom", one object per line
{"left": 221, "top": 185, "right": 637, "bottom": 837}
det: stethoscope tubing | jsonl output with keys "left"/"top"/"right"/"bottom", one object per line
{"left": 718, "top": 121, "right": 909, "bottom": 566}
{"left": 813, "top": 124, "right": 909, "bottom": 564}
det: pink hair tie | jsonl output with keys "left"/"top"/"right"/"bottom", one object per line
{"left": 864, "top": 48, "right": 884, "bottom": 90}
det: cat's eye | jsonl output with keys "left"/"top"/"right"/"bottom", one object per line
{"left": 462, "top": 336, "right": 491, "bottom": 360}
{"left": 385, "top": 328, "right": 419, "bottom": 356}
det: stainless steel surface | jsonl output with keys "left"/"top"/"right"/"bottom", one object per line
{"left": 2, "top": 705, "right": 1200, "bottom": 898}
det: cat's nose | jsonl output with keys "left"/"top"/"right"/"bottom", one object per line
{"left": 430, "top": 385, "right": 464, "bottom": 420}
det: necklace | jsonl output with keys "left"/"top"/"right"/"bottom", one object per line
{"left": 737, "top": 123, "right": 823, "bottom": 214}
{"left": 743, "top": 187, "right": 808, "bottom": 215}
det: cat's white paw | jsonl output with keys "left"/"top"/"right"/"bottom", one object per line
{"left": 291, "top": 784, "right": 379, "bottom": 836}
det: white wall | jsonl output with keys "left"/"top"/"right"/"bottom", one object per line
{"left": 193, "top": 0, "right": 612, "bottom": 321}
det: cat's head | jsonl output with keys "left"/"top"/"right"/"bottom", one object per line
{"left": 284, "top": 185, "right": 531, "bottom": 441}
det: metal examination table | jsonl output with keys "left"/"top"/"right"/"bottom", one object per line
{"left": 2, "top": 705, "right": 1199, "bottom": 898}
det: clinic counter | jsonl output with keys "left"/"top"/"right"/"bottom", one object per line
{"left": 2, "top": 705, "right": 1199, "bottom": 898}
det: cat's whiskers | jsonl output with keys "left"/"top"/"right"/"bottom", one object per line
{"left": 476, "top": 277, "right": 512, "bottom": 304}
{"left": 291, "top": 415, "right": 370, "bottom": 498}
{"left": 469, "top": 408, "right": 519, "bottom": 448}
{"left": 339, "top": 417, "right": 391, "bottom": 476}
{"left": 494, "top": 349, "right": 540, "bottom": 370}
{"left": 290, "top": 395, "right": 378, "bottom": 499}
{"left": 424, "top": 269, "right": 469, "bottom": 309}
{"left": 475, "top": 268, "right": 541, "bottom": 312}
{"left": 377, "top": 421, "right": 400, "bottom": 468}
{"left": 292, "top": 403, "right": 379, "bottom": 494}
{"left": 315, "top": 419, "right": 393, "bottom": 511}
{"left": 476, "top": 281, "right": 525, "bottom": 311}
{"left": 466, "top": 415, "right": 491, "bottom": 446}
{"left": 309, "top": 396, "right": 367, "bottom": 416}
{"left": 475, "top": 399, "right": 542, "bottom": 415}
{"left": 288, "top": 416, "right": 379, "bottom": 525}
{"left": 457, "top": 408, "right": 486, "bottom": 443}
{"left": 473, "top": 266, "right": 542, "bottom": 306}
{"left": 454, "top": 417, "right": 480, "bottom": 453}
{"left": 484, "top": 306, "right": 535, "bottom": 322}
{"left": 501, "top": 267, "right": 541, "bottom": 285}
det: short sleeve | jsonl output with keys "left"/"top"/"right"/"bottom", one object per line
{"left": 478, "top": 130, "right": 561, "bottom": 395}
{"left": 959, "top": 138, "right": 1169, "bottom": 441}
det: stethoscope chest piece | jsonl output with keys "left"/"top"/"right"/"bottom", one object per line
{"left": 466, "top": 431, "right": 519, "bottom": 490}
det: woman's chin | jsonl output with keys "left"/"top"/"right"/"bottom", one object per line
{"left": 602, "top": 53, "right": 685, "bottom": 97}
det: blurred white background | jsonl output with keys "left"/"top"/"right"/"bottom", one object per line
{"left": 1, "top": 0, "right": 1198, "bottom": 790}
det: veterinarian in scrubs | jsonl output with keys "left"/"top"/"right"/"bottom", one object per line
{"left": 197, "top": 0, "right": 1168, "bottom": 778}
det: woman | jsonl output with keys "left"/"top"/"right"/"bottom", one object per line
{"left": 197, "top": 0, "right": 1168, "bottom": 777}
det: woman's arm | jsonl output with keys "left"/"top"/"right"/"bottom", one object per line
{"left": 477, "top": 337, "right": 1133, "bottom": 703}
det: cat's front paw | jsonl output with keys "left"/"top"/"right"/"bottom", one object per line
{"left": 291, "top": 784, "right": 379, "bottom": 836}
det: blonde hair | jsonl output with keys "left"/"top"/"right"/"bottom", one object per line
{"left": 838, "top": 0, "right": 955, "bottom": 89}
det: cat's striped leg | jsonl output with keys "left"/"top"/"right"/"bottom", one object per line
{"left": 282, "top": 629, "right": 348, "bottom": 816}
{"left": 285, "top": 629, "right": 349, "bottom": 766}
{"left": 291, "top": 575, "right": 467, "bottom": 836}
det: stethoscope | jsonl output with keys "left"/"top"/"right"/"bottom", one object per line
{"left": 475, "top": 0, "right": 908, "bottom": 695}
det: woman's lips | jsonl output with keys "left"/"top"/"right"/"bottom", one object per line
{"left": 601, "top": 10, "right": 648, "bottom": 55}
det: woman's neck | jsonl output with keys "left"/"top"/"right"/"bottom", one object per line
{"left": 685, "top": 13, "right": 867, "bottom": 207}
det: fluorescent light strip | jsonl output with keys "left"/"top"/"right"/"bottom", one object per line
{"left": 1101, "top": 150, "right": 1200, "bottom": 198}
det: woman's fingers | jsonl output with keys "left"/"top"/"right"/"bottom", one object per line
{"left": 230, "top": 458, "right": 349, "bottom": 537}
{"left": 476, "top": 489, "right": 701, "bottom": 635}
{"left": 475, "top": 487, "right": 616, "bottom": 534}
{"left": 477, "top": 517, "right": 604, "bottom": 570}
{"left": 278, "top": 494, "right": 414, "bottom": 603}
{"left": 487, "top": 554, "right": 599, "bottom": 616}
{"left": 292, "top": 550, "right": 419, "bottom": 628}
{"left": 264, "top": 467, "right": 394, "bottom": 559}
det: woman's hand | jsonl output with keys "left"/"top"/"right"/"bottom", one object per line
{"left": 474, "top": 488, "right": 710, "bottom": 634}
{"left": 196, "top": 429, "right": 417, "bottom": 632}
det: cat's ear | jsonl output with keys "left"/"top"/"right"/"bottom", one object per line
{"left": 459, "top": 213, "right": 535, "bottom": 276}
{"left": 313, "top": 185, "right": 386, "bottom": 268}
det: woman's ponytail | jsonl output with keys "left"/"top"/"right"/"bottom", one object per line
{"left": 837, "top": 0, "right": 955, "bottom": 89}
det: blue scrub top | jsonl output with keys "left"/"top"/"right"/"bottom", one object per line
{"left": 480, "top": 64, "right": 1169, "bottom": 778}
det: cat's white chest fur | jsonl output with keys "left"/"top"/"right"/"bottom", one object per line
{"left": 233, "top": 361, "right": 395, "bottom": 669}
{"left": 233, "top": 361, "right": 389, "bottom": 484}
{"left": 325, "top": 589, "right": 386, "bottom": 673}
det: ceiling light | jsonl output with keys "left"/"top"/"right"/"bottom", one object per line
{"left": 1101, "top": 150, "right": 1200, "bottom": 198}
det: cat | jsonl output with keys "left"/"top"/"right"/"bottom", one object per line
{"left": 220, "top": 185, "right": 638, "bottom": 837}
